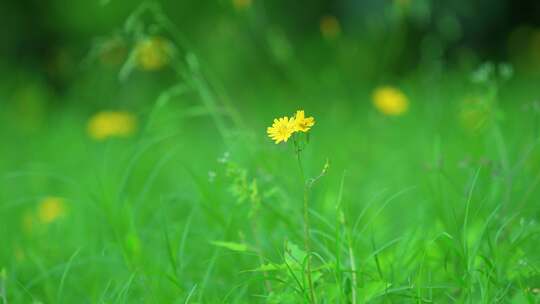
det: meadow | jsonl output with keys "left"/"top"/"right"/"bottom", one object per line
{"left": 1, "top": 1, "right": 540, "bottom": 303}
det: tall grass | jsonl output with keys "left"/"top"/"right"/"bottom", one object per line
{"left": 1, "top": 2, "right": 540, "bottom": 303}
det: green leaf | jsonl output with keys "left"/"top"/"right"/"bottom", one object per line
{"left": 359, "top": 281, "right": 392, "bottom": 302}
{"left": 210, "top": 241, "right": 249, "bottom": 252}
{"left": 285, "top": 242, "right": 307, "bottom": 267}
{"left": 247, "top": 263, "right": 286, "bottom": 272}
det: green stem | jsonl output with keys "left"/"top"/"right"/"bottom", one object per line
{"left": 346, "top": 223, "right": 358, "bottom": 304}
{"left": 251, "top": 217, "right": 273, "bottom": 294}
{"left": 296, "top": 146, "right": 316, "bottom": 304}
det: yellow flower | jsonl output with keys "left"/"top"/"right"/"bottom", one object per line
{"left": 372, "top": 86, "right": 409, "bottom": 116}
{"left": 293, "top": 110, "right": 315, "bottom": 132}
{"left": 87, "top": 111, "right": 137, "bottom": 140}
{"left": 38, "top": 196, "right": 66, "bottom": 224}
{"left": 267, "top": 116, "right": 296, "bottom": 144}
{"left": 135, "top": 36, "right": 172, "bottom": 71}
{"left": 320, "top": 15, "right": 341, "bottom": 39}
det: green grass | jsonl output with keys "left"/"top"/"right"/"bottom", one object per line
{"left": 2, "top": 5, "right": 540, "bottom": 303}
{"left": 2, "top": 69, "right": 540, "bottom": 303}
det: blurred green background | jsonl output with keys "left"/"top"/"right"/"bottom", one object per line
{"left": 2, "top": 0, "right": 540, "bottom": 109}
{"left": 1, "top": 0, "right": 540, "bottom": 303}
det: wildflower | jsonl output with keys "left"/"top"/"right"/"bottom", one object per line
{"left": 265, "top": 110, "right": 319, "bottom": 301}
{"left": 267, "top": 116, "right": 296, "bottom": 144}
{"left": 293, "top": 110, "right": 315, "bottom": 132}
{"left": 232, "top": 0, "right": 252, "bottom": 10}
{"left": 135, "top": 36, "right": 172, "bottom": 71}
{"left": 320, "top": 15, "right": 341, "bottom": 39}
{"left": 87, "top": 111, "right": 137, "bottom": 140}
{"left": 372, "top": 86, "right": 409, "bottom": 116}
{"left": 38, "top": 196, "right": 66, "bottom": 224}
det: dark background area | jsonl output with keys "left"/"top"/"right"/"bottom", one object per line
{"left": 1, "top": 0, "right": 539, "bottom": 103}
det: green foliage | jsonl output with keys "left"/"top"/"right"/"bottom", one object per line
{"left": 1, "top": 2, "right": 540, "bottom": 303}
{"left": 210, "top": 241, "right": 249, "bottom": 252}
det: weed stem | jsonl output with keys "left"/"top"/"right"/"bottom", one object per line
{"left": 295, "top": 143, "right": 316, "bottom": 304}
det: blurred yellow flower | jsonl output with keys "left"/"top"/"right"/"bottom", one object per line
{"left": 233, "top": 0, "right": 252, "bottom": 10}
{"left": 320, "top": 15, "right": 341, "bottom": 39}
{"left": 38, "top": 196, "right": 66, "bottom": 224}
{"left": 87, "top": 111, "right": 137, "bottom": 140}
{"left": 267, "top": 116, "right": 296, "bottom": 144}
{"left": 135, "top": 37, "right": 172, "bottom": 71}
{"left": 293, "top": 110, "right": 315, "bottom": 132}
{"left": 372, "top": 86, "right": 409, "bottom": 116}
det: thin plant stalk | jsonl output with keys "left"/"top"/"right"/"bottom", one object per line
{"left": 294, "top": 138, "right": 316, "bottom": 304}
{"left": 335, "top": 172, "right": 357, "bottom": 304}
{"left": 345, "top": 218, "right": 358, "bottom": 304}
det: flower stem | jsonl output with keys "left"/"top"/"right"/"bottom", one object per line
{"left": 295, "top": 146, "right": 316, "bottom": 304}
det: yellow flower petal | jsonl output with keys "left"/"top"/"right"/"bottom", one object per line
{"left": 135, "top": 37, "right": 172, "bottom": 71}
{"left": 293, "top": 110, "right": 315, "bottom": 132}
{"left": 266, "top": 116, "right": 296, "bottom": 144}
{"left": 372, "top": 86, "right": 409, "bottom": 116}
{"left": 38, "top": 196, "right": 66, "bottom": 224}
{"left": 87, "top": 111, "right": 137, "bottom": 140}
